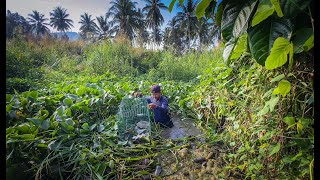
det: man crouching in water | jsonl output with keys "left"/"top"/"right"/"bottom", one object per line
{"left": 147, "top": 85, "right": 174, "bottom": 128}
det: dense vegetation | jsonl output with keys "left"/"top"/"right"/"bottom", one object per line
{"left": 6, "top": 0, "right": 313, "bottom": 179}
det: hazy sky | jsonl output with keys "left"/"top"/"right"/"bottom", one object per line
{"left": 6, "top": 0, "right": 177, "bottom": 33}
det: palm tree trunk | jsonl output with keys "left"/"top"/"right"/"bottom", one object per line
{"left": 198, "top": 34, "right": 202, "bottom": 53}
{"left": 187, "top": 15, "right": 191, "bottom": 53}
{"left": 153, "top": 25, "right": 156, "bottom": 51}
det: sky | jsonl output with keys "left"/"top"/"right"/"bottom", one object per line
{"left": 6, "top": 0, "right": 179, "bottom": 33}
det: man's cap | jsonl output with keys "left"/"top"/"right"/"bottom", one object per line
{"left": 151, "top": 85, "right": 161, "bottom": 93}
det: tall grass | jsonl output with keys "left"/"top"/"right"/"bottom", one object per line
{"left": 6, "top": 37, "right": 224, "bottom": 93}
{"left": 149, "top": 48, "right": 223, "bottom": 81}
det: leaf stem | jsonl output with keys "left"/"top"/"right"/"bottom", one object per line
{"left": 308, "top": 6, "right": 314, "bottom": 32}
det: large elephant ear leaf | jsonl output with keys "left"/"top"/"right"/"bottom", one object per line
{"left": 196, "top": 0, "right": 215, "bottom": 19}
{"left": 221, "top": 0, "right": 257, "bottom": 42}
{"left": 248, "top": 16, "right": 293, "bottom": 65}
{"left": 292, "top": 28, "right": 313, "bottom": 53}
{"left": 215, "top": 1, "right": 224, "bottom": 28}
{"left": 221, "top": 0, "right": 257, "bottom": 64}
{"left": 280, "top": 0, "right": 312, "bottom": 18}
{"left": 251, "top": 0, "right": 275, "bottom": 27}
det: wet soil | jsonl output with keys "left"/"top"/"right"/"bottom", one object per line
{"left": 151, "top": 114, "right": 225, "bottom": 179}
{"left": 159, "top": 113, "right": 203, "bottom": 140}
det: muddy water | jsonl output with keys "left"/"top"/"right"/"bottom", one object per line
{"left": 152, "top": 114, "right": 224, "bottom": 179}
{"left": 160, "top": 113, "right": 203, "bottom": 140}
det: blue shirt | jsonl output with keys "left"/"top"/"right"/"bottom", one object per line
{"left": 147, "top": 95, "right": 171, "bottom": 124}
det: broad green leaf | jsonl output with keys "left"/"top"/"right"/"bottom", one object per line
{"left": 221, "top": 0, "right": 257, "bottom": 42}
{"left": 270, "top": 0, "right": 283, "bottom": 17}
{"left": 205, "top": 0, "right": 217, "bottom": 18}
{"left": 303, "top": 34, "right": 314, "bottom": 51}
{"left": 252, "top": 0, "right": 275, "bottom": 27}
{"left": 282, "top": 155, "right": 294, "bottom": 163}
{"left": 76, "top": 86, "right": 87, "bottom": 96}
{"left": 71, "top": 104, "right": 80, "bottom": 110}
{"left": 63, "top": 98, "right": 73, "bottom": 106}
{"left": 168, "top": 0, "right": 177, "bottom": 13}
{"left": 66, "top": 118, "right": 75, "bottom": 126}
{"left": 268, "top": 96, "right": 279, "bottom": 112}
{"left": 258, "top": 105, "right": 269, "bottom": 116}
{"left": 65, "top": 108, "right": 72, "bottom": 116}
{"left": 6, "top": 105, "right": 12, "bottom": 112}
{"left": 196, "top": 0, "right": 212, "bottom": 19}
{"left": 27, "top": 118, "right": 42, "bottom": 126}
{"left": 248, "top": 16, "right": 293, "bottom": 65}
{"left": 215, "top": 2, "right": 224, "bottom": 28}
{"left": 223, "top": 40, "right": 236, "bottom": 64}
{"left": 39, "top": 110, "right": 49, "bottom": 119}
{"left": 265, "top": 37, "right": 293, "bottom": 70}
{"left": 271, "top": 74, "right": 285, "bottom": 82}
{"left": 82, "top": 123, "right": 90, "bottom": 130}
{"left": 6, "top": 127, "right": 15, "bottom": 135}
{"left": 273, "top": 80, "right": 291, "bottom": 96}
{"left": 280, "top": 0, "right": 312, "bottom": 18}
{"left": 41, "top": 119, "right": 50, "bottom": 130}
{"left": 293, "top": 28, "right": 313, "bottom": 53}
{"left": 82, "top": 106, "right": 90, "bottom": 113}
{"left": 16, "top": 123, "right": 32, "bottom": 133}
{"left": 56, "top": 106, "right": 65, "bottom": 116}
{"left": 178, "top": 0, "right": 184, "bottom": 5}
{"left": 109, "top": 160, "right": 115, "bottom": 169}
{"left": 13, "top": 134, "right": 35, "bottom": 140}
{"left": 230, "top": 34, "right": 247, "bottom": 60}
{"left": 283, "top": 116, "right": 295, "bottom": 126}
{"left": 297, "top": 118, "right": 310, "bottom": 134}
{"left": 269, "top": 142, "right": 280, "bottom": 156}
{"left": 29, "top": 91, "right": 38, "bottom": 99}
{"left": 296, "top": 121, "right": 303, "bottom": 134}
{"left": 6, "top": 94, "right": 13, "bottom": 103}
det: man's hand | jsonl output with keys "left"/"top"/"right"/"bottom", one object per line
{"left": 134, "top": 92, "right": 142, "bottom": 97}
{"left": 148, "top": 103, "right": 157, "bottom": 109}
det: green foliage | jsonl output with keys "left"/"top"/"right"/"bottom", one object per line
{"left": 183, "top": 0, "right": 314, "bottom": 67}
{"left": 152, "top": 49, "right": 223, "bottom": 81}
{"left": 6, "top": 3, "right": 314, "bottom": 177}
{"left": 196, "top": 0, "right": 213, "bottom": 19}
{"left": 265, "top": 37, "right": 293, "bottom": 70}
{"left": 252, "top": 0, "right": 276, "bottom": 26}
{"left": 220, "top": 0, "right": 257, "bottom": 64}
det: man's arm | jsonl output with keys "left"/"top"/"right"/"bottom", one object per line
{"left": 155, "top": 97, "right": 168, "bottom": 113}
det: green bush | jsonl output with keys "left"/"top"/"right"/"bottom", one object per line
{"left": 150, "top": 49, "right": 223, "bottom": 82}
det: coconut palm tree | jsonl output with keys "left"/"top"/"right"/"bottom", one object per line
{"left": 106, "top": 0, "right": 143, "bottom": 41}
{"left": 79, "top": 13, "right": 98, "bottom": 40}
{"left": 6, "top": 10, "right": 31, "bottom": 38}
{"left": 50, "top": 6, "right": 73, "bottom": 35}
{"left": 196, "top": 17, "right": 214, "bottom": 52}
{"left": 142, "top": 0, "right": 167, "bottom": 50}
{"left": 174, "top": 0, "right": 200, "bottom": 52}
{"left": 96, "top": 15, "right": 111, "bottom": 39}
{"left": 164, "top": 18, "right": 185, "bottom": 54}
{"left": 27, "top": 10, "right": 50, "bottom": 37}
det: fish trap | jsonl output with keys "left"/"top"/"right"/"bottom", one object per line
{"left": 116, "top": 96, "right": 152, "bottom": 142}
